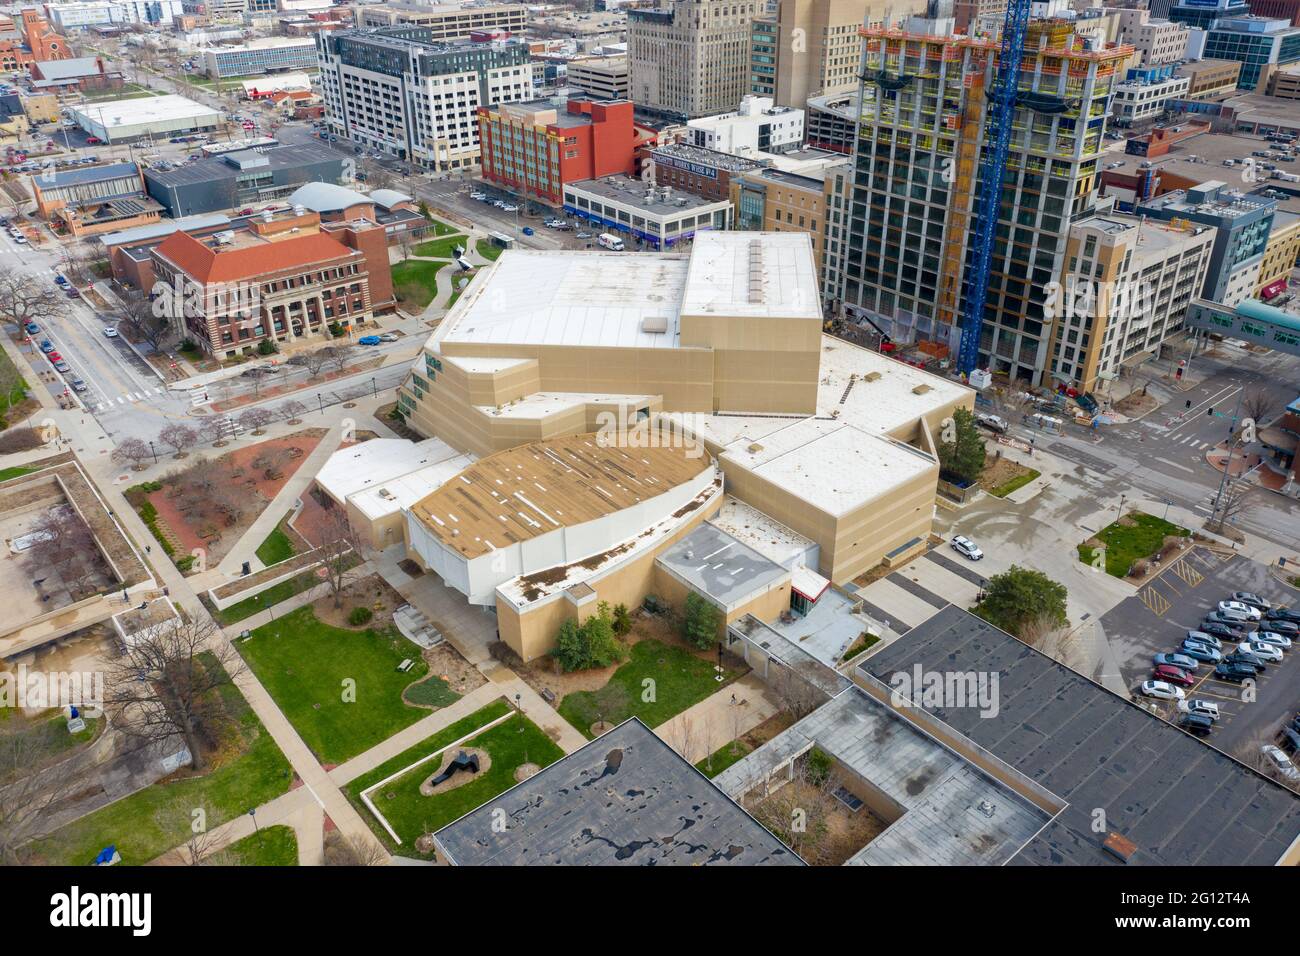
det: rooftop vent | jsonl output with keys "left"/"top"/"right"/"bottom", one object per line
{"left": 912, "top": 383, "right": 932, "bottom": 395}
{"left": 641, "top": 315, "right": 668, "bottom": 333}
{"left": 746, "top": 442, "right": 763, "bottom": 454}
{"left": 864, "top": 371, "right": 882, "bottom": 382}
{"left": 747, "top": 239, "right": 765, "bottom": 304}
{"left": 1102, "top": 832, "right": 1138, "bottom": 863}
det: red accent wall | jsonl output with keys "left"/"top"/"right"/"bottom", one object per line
{"left": 1248, "top": 0, "right": 1300, "bottom": 25}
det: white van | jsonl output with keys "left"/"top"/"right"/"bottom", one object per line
{"left": 597, "top": 233, "right": 625, "bottom": 251}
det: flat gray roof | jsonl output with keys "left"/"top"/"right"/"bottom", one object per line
{"left": 656, "top": 523, "right": 788, "bottom": 610}
{"left": 432, "top": 718, "right": 802, "bottom": 866}
{"left": 714, "top": 686, "right": 1053, "bottom": 865}
{"left": 144, "top": 144, "right": 348, "bottom": 188}
{"left": 863, "top": 605, "right": 1300, "bottom": 866}
{"left": 567, "top": 175, "right": 729, "bottom": 214}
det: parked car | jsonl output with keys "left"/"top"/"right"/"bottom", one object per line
{"left": 1265, "top": 607, "right": 1300, "bottom": 625}
{"left": 499, "top": 203, "right": 518, "bottom": 212}
{"left": 1154, "top": 652, "right": 1199, "bottom": 671}
{"left": 53, "top": 275, "right": 67, "bottom": 286}
{"left": 69, "top": 378, "right": 86, "bottom": 392}
{"left": 65, "top": 288, "right": 80, "bottom": 298}
{"left": 1140, "top": 680, "right": 1185, "bottom": 701}
{"left": 1219, "top": 600, "right": 1262, "bottom": 621}
{"left": 1177, "top": 699, "right": 1221, "bottom": 721}
{"left": 1181, "top": 712, "right": 1214, "bottom": 737}
{"left": 950, "top": 535, "right": 983, "bottom": 561}
{"left": 377, "top": 332, "right": 398, "bottom": 342}
{"left": 1214, "top": 661, "right": 1256, "bottom": 683}
{"left": 1179, "top": 641, "right": 1221, "bottom": 664}
{"left": 52, "top": 358, "right": 69, "bottom": 373}
{"left": 1261, "top": 744, "right": 1300, "bottom": 782}
{"left": 1199, "top": 622, "right": 1242, "bottom": 641}
{"left": 1206, "top": 608, "right": 1252, "bottom": 628}
{"left": 85, "top": 136, "right": 101, "bottom": 145}
{"left": 39, "top": 339, "right": 53, "bottom": 353}
{"left": 1253, "top": 631, "right": 1292, "bottom": 650}
{"left": 48, "top": 350, "right": 62, "bottom": 363}
{"left": 357, "top": 335, "right": 381, "bottom": 346}
{"left": 23, "top": 322, "right": 38, "bottom": 335}
{"left": 975, "top": 412, "right": 1009, "bottom": 434}
{"left": 1239, "top": 641, "right": 1283, "bottom": 663}
{"left": 1226, "top": 650, "right": 1265, "bottom": 671}
{"left": 102, "top": 327, "right": 118, "bottom": 338}
{"left": 1261, "top": 619, "right": 1299, "bottom": 637}
{"left": 469, "top": 191, "right": 487, "bottom": 201}
{"left": 1184, "top": 630, "right": 1221, "bottom": 650}
{"left": 576, "top": 231, "right": 592, "bottom": 239}
{"left": 1153, "top": 664, "right": 1195, "bottom": 687}
{"left": 1230, "top": 591, "right": 1271, "bottom": 611}
{"left": 1203, "top": 612, "right": 1249, "bottom": 634}
{"left": 1280, "top": 726, "right": 1300, "bottom": 755}
{"left": 12, "top": 233, "right": 25, "bottom": 244}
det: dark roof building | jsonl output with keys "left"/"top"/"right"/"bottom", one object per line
{"left": 862, "top": 605, "right": 1300, "bottom": 866}
{"left": 143, "top": 144, "right": 352, "bottom": 218}
{"left": 432, "top": 718, "right": 803, "bottom": 866}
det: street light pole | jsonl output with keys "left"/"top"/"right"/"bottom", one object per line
{"left": 1210, "top": 386, "right": 1246, "bottom": 523}
{"left": 148, "top": 440, "right": 157, "bottom": 464}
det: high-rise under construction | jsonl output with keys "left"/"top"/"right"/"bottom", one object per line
{"left": 825, "top": 6, "right": 1131, "bottom": 386}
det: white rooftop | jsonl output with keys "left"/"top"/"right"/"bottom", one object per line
{"left": 436, "top": 250, "right": 690, "bottom": 350}
{"left": 315, "top": 437, "right": 466, "bottom": 504}
{"left": 241, "top": 73, "right": 312, "bottom": 93}
{"left": 349, "top": 453, "right": 476, "bottom": 522}
{"left": 680, "top": 232, "right": 820, "bottom": 321}
{"left": 707, "top": 496, "right": 816, "bottom": 568}
{"left": 476, "top": 391, "right": 657, "bottom": 421}
{"left": 71, "top": 94, "right": 221, "bottom": 129}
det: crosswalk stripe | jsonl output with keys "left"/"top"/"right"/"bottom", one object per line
{"left": 116, "top": 396, "right": 125, "bottom": 405}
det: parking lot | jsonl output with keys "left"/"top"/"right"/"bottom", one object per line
{"left": 1101, "top": 547, "right": 1300, "bottom": 759}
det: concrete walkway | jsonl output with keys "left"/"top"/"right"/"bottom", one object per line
{"left": 150, "top": 787, "right": 325, "bottom": 866}
{"left": 654, "top": 673, "right": 781, "bottom": 765}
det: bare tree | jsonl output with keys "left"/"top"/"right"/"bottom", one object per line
{"left": 111, "top": 436, "right": 152, "bottom": 470}
{"left": 769, "top": 663, "right": 827, "bottom": 722}
{"left": 747, "top": 755, "right": 840, "bottom": 865}
{"left": 102, "top": 616, "right": 245, "bottom": 774}
{"left": 237, "top": 406, "right": 274, "bottom": 435}
{"left": 324, "top": 344, "right": 355, "bottom": 375}
{"left": 27, "top": 506, "right": 99, "bottom": 596}
{"left": 323, "top": 829, "right": 387, "bottom": 866}
{"left": 195, "top": 416, "right": 228, "bottom": 447}
{"left": 279, "top": 399, "right": 306, "bottom": 424}
{"left": 0, "top": 715, "right": 89, "bottom": 864}
{"left": 1240, "top": 389, "right": 1273, "bottom": 428}
{"left": 1211, "top": 483, "right": 1253, "bottom": 535}
{"left": 288, "top": 349, "right": 330, "bottom": 380}
{"left": 317, "top": 506, "right": 358, "bottom": 609}
{"left": 0, "top": 274, "right": 66, "bottom": 335}
{"left": 157, "top": 423, "right": 197, "bottom": 459}
{"left": 397, "top": 229, "right": 417, "bottom": 261}
{"left": 109, "top": 290, "right": 170, "bottom": 351}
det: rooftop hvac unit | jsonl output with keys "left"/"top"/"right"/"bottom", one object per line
{"left": 214, "top": 230, "right": 236, "bottom": 244}
{"left": 261, "top": 208, "right": 273, "bottom": 222}
{"left": 641, "top": 315, "right": 668, "bottom": 333}
{"left": 676, "top": 197, "right": 687, "bottom": 206}
{"left": 292, "top": 204, "right": 305, "bottom": 215}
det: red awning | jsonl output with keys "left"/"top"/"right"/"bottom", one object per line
{"left": 1261, "top": 278, "right": 1287, "bottom": 300}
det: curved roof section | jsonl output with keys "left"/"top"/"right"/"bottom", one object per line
{"left": 409, "top": 432, "right": 712, "bottom": 559}
{"left": 287, "top": 182, "right": 372, "bottom": 213}
{"left": 1238, "top": 298, "right": 1300, "bottom": 334}
{"left": 368, "top": 188, "right": 413, "bottom": 209}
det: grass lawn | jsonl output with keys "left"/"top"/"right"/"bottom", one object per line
{"left": 558, "top": 638, "right": 742, "bottom": 739}
{"left": 27, "top": 669, "right": 293, "bottom": 866}
{"left": 214, "top": 568, "right": 322, "bottom": 626}
{"left": 446, "top": 273, "right": 473, "bottom": 310}
{"left": 0, "top": 466, "right": 33, "bottom": 482}
{"left": 841, "top": 631, "right": 881, "bottom": 663}
{"left": 349, "top": 702, "right": 563, "bottom": 854}
{"left": 1077, "top": 510, "right": 1190, "bottom": 578}
{"left": 475, "top": 239, "right": 505, "bottom": 262}
{"left": 254, "top": 523, "right": 296, "bottom": 566}
{"left": 225, "top": 825, "right": 298, "bottom": 866}
{"left": 391, "top": 259, "right": 442, "bottom": 309}
{"left": 411, "top": 234, "right": 467, "bottom": 259}
{"left": 0, "top": 345, "right": 29, "bottom": 424}
{"left": 404, "top": 674, "right": 461, "bottom": 709}
{"left": 989, "top": 467, "right": 1041, "bottom": 498}
{"left": 236, "top": 606, "right": 429, "bottom": 764}
{"left": 425, "top": 218, "right": 457, "bottom": 236}
{"left": 695, "top": 739, "right": 753, "bottom": 779}
{"left": 0, "top": 711, "right": 99, "bottom": 786}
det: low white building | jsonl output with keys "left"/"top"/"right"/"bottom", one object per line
{"left": 70, "top": 94, "right": 223, "bottom": 144}
{"left": 1113, "top": 74, "right": 1191, "bottom": 126}
{"left": 562, "top": 176, "right": 732, "bottom": 249}
{"left": 687, "top": 95, "right": 804, "bottom": 156}
{"left": 47, "top": 0, "right": 184, "bottom": 31}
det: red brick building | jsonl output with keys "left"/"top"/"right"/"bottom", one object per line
{"left": 146, "top": 211, "right": 389, "bottom": 358}
{"left": 1248, "top": 0, "right": 1300, "bottom": 25}
{"left": 477, "top": 99, "right": 637, "bottom": 206}
{"left": 1, "top": 11, "right": 69, "bottom": 73}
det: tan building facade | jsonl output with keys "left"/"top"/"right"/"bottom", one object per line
{"left": 1255, "top": 210, "right": 1300, "bottom": 297}
{"left": 1178, "top": 58, "right": 1244, "bottom": 99}
{"left": 732, "top": 164, "right": 841, "bottom": 273}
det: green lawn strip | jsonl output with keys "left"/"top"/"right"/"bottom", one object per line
{"left": 475, "top": 239, "right": 504, "bottom": 262}
{"left": 236, "top": 606, "right": 429, "bottom": 764}
{"left": 0, "top": 466, "right": 33, "bottom": 482}
{"left": 695, "top": 739, "right": 753, "bottom": 779}
{"left": 213, "top": 569, "right": 321, "bottom": 626}
{"left": 28, "top": 673, "right": 293, "bottom": 866}
{"left": 426, "top": 218, "right": 457, "bottom": 236}
{"left": 254, "top": 522, "right": 296, "bottom": 566}
{"left": 403, "top": 674, "right": 461, "bottom": 709}
{"left": 1077, "top": 511, "right": 1190, "bottom": 578}
{"left": 841, "top": 631, "right": 881, "bottom": 663}
{"left": 411, "top": 234, "right": 467, "bottom": 259}
{"left": 0, "top": 711, "right": 99, "bottom": 786}
{"left": 344, "top": 698, "right": 511, "bottom": 847}
{"left": 224, "top": 824, "right": 298, "bottom": 866}
{"left": 390, "top": 259, "right": 442, "bottom": 309}
{"left": 558, "top": 638, "right": 742, "bottom": 740}
{"left": 989, "top": 468, "right": 1041, "bottom": 498}
{"left": 352, "top": 707, "right": 563, "bottom": 854}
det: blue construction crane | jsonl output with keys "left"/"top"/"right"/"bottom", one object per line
{"left": 956, "top": 0, "right": 1034, "bottom": 377}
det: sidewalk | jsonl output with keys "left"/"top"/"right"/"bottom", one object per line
{"left": 654, "top": 674, "right": 781, "bottom": 765}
